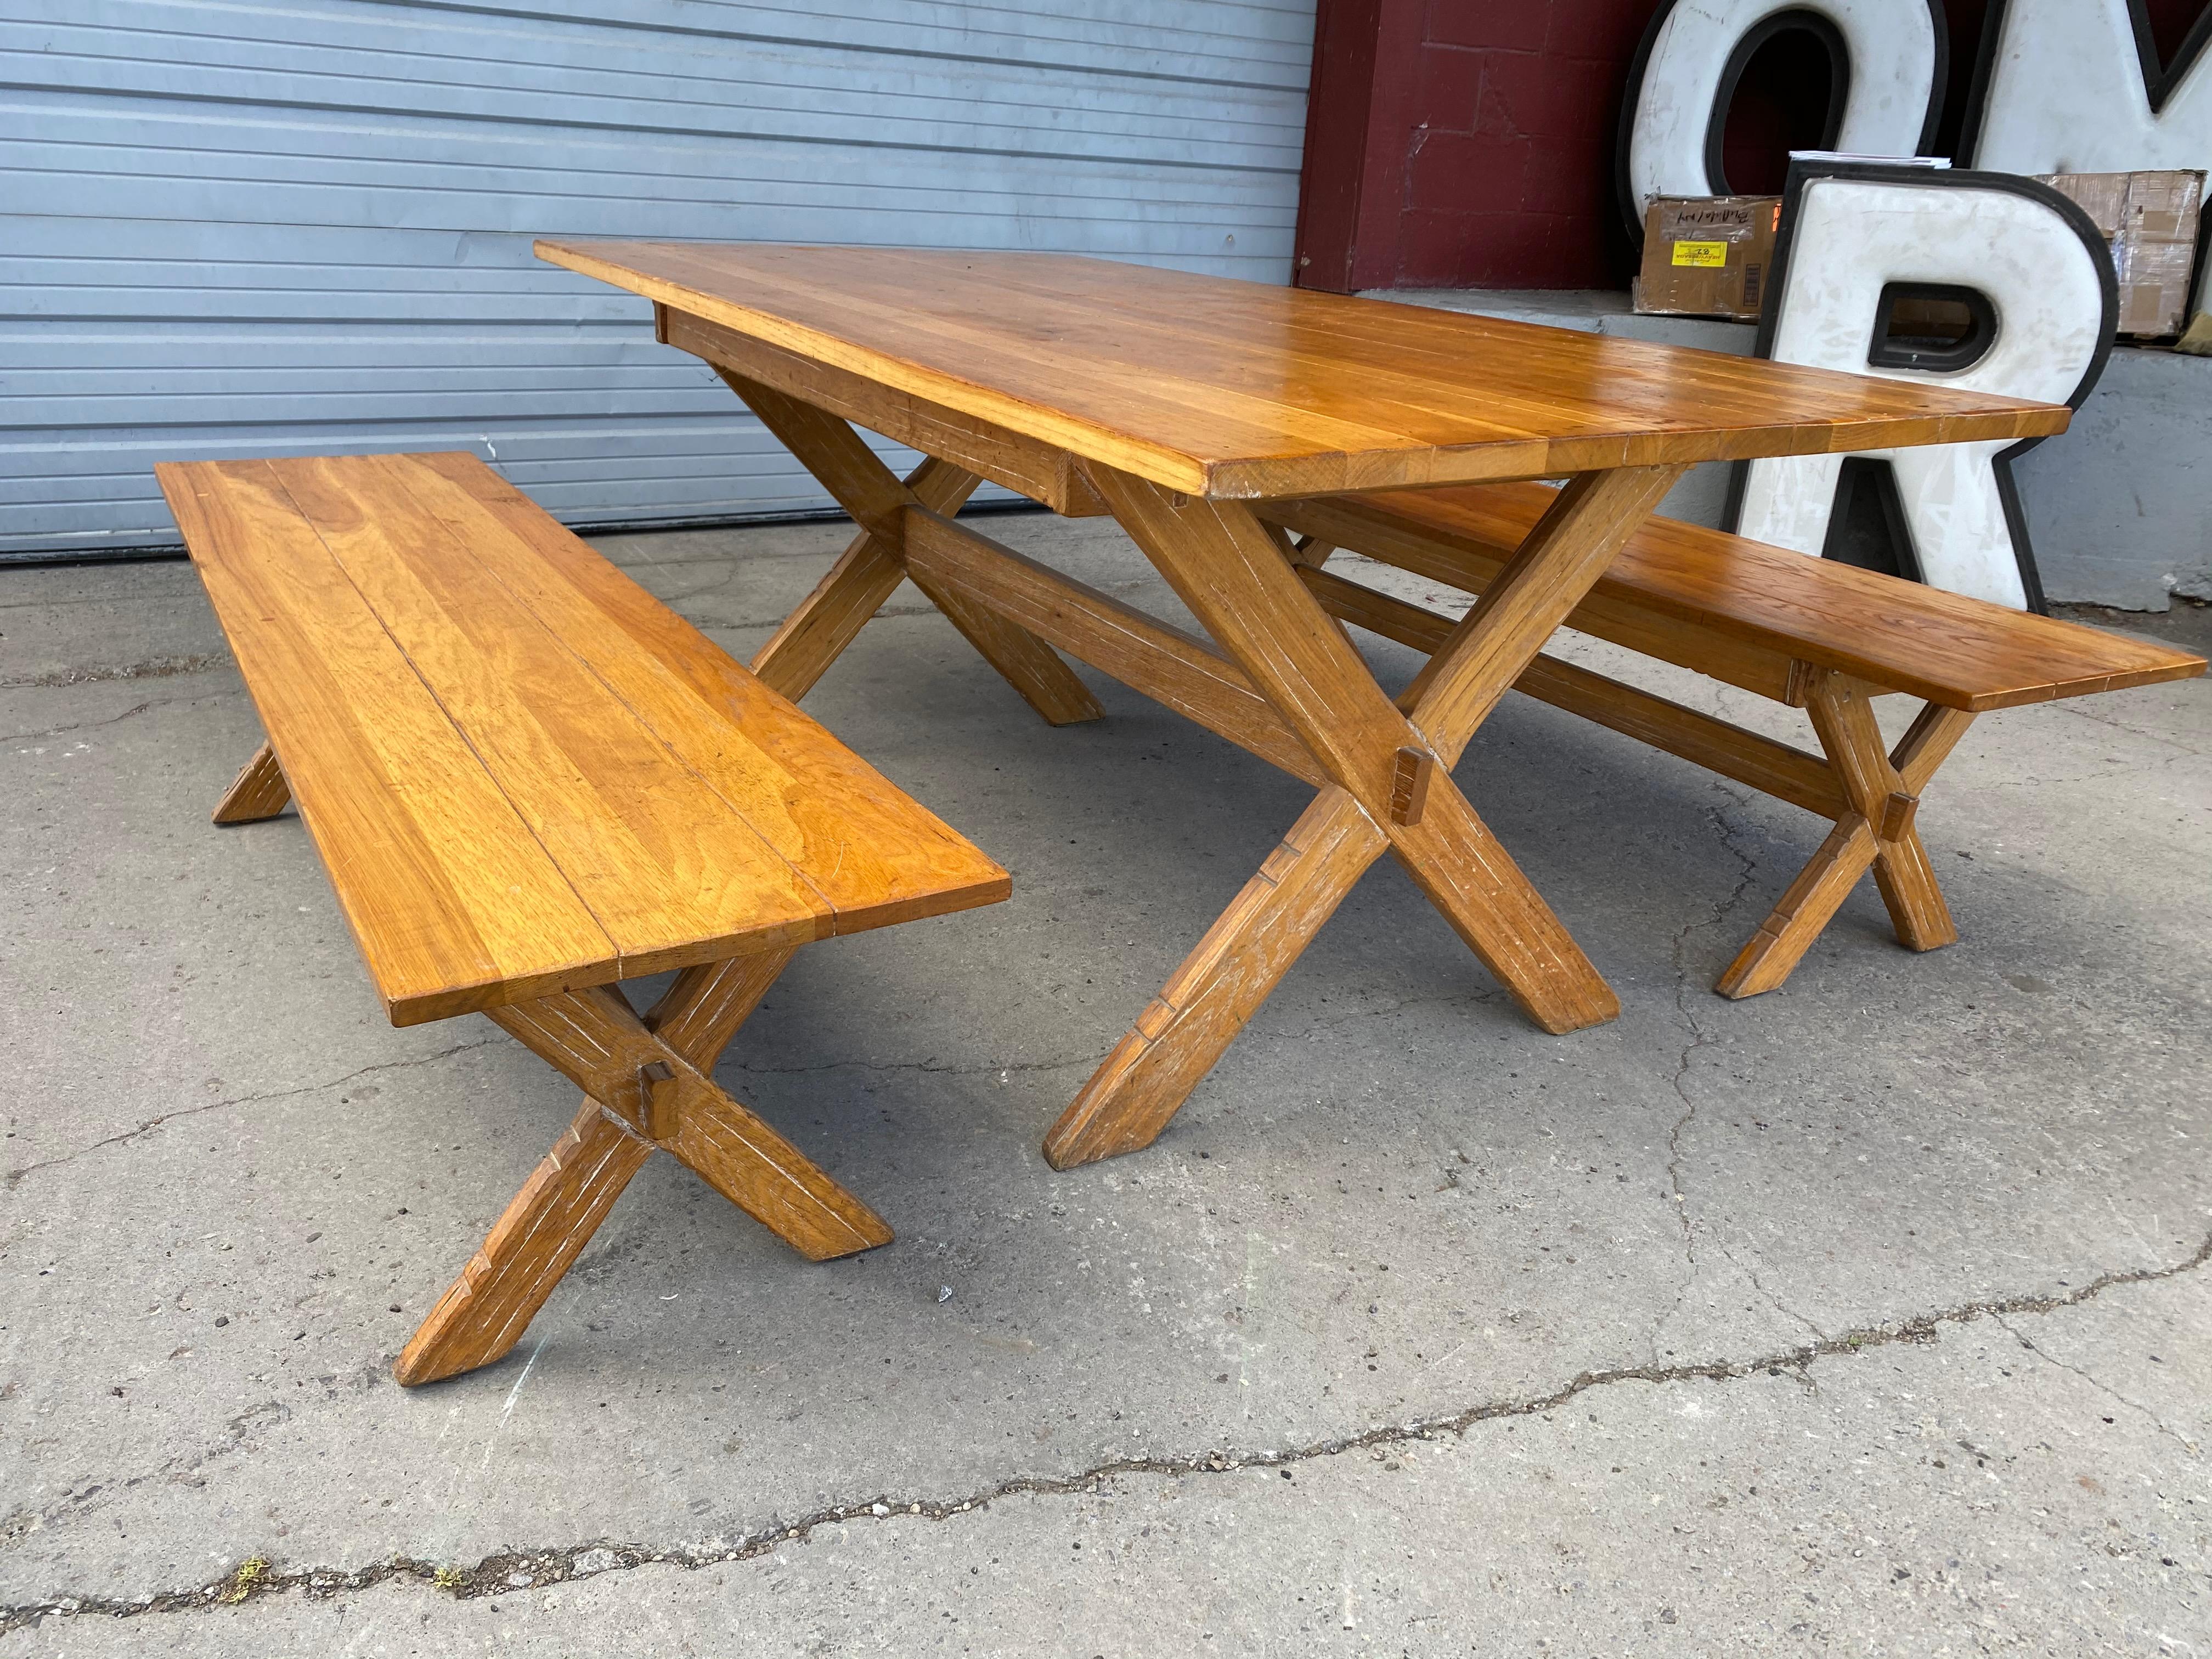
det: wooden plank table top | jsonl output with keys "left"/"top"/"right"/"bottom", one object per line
{"left": 536, "top": 240, "right": 2069, "bottom": 499}
{"left": 156, "top": 450, "right": 1009, "bottom": 1026}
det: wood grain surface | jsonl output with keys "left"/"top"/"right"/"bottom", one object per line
{"left": 157, "top": 452, "right": 1009, "bottom": 1024}
{"left": 210, "top": 741, "right": 290, "bottom": 825}
{"left": 538, "top": 241, "right": 2072, "bottom": 500}
{"left": 1277, "top": 482, "right": 2207, "bottom": 711}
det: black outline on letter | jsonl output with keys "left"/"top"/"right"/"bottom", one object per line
{"left": 1720, "top": 161, "right": 2119, "bottom": 614}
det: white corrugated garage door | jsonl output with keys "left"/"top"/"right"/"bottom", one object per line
{"left": 1, "top": 0, "right": 1314, "bottom": 558}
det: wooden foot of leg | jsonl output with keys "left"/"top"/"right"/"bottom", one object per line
{"left": 395, "top": 1101, "right": 652, "bottom": 1386}
{"left": 1717, "top": 676, "right": 1968, "bottom": 997}
{"left": 399, "top": 958, "right": 891, "bottom": 1385}
{"left": 1043, "top": 789, "right": 1386, "bottom": 1170}
{"left": 1877, "top": 701, "right": 1974, "bottom": 952}
{"left": 1871, "top": 826, "right": 1957, "bottom": 952}
{"left": 1716, "top": 817, "right": 1880, "bottom": 998}
{"left": 907, "top": 565, "right": 1105, "bottom": 726}
{"left": 212, "top": 741, "right": 290, "bottom": 825}
{"left": 1390, "top": 785, "right": 1621, "bottom": 1034}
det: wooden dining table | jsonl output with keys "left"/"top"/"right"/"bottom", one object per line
{"left": 535, "top": 240, "right": 2068, "bottom": 1170}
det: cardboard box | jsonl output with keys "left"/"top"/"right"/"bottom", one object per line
{"left": 2036, "top": 170, "right": 2205, "bottom": 338}
{"left": 1633, "top": 196, "right": 1782, "bottom": 321}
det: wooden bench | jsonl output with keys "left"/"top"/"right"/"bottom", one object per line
{"left": 1267, "top": 482, "right": 2205, "bottom": 997}
{"left": 155, "top": 450, "right": 1010, "bottom": 1385}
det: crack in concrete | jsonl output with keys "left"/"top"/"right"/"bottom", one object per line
{"left": 1993, "top": 1313, "right": 2202, "bottom": 1457}
{"left": 5, "top": 1224, "right": 2205, "bottom": 1637}
{"left": 2055, "top": 698, "right": 2207, "bottom": 759}
{"left": 1984, "top": 752, "right": 2190, "bottom": 791}
{"left": 1, "top": 653, "right": 228, "bottom": 690}
{"left": 1649, "top": 799, "right": 1763, "bottom": 1361}
{"left": 0, "top": 693, "right": 222, "bottom": 747}
{"left": 1681, "top": 809, "right": 1832, "bottom": 1349}
{"left": 3, "top": 1041, "right": 499, "bottom": 1189}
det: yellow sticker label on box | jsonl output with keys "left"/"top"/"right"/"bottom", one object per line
{"left": 1671, "top": 240, "right": 1730, "bottom": 268}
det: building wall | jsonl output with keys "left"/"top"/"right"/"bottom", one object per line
{"left": 2, "top": 0, "right": 1316, "bottom": 557}
{"left": 1297, "top": 0, "right": 2212, "bottom": 292}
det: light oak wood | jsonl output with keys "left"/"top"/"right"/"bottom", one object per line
{"left": 275, "top": 452, "right": 837, "bottom": 980}
{"left": 1723, "top": 672, "right": 1955, "bottom": 997}
{"left": 163, "top": 450, "right": 1011, "bottom": 1383}
{"left": 1893, "top": 703, "right": 1978, "bottom": 796}
{"left": 1042, "top": 789, "right": 1386, "bottom": 1170}
{"left": 723, "top": 371, "right": 1102, "bottom": 727}
{"left": 749, "top": 456, "right": 979, "bottom": 701}
{"left": 400, "top": 452, "right": 1010, "bottom": 937}
{"left": 160, "top": 456, "right": 619, "bottom": 1024}
{"left": 1296, "top": 566, "right": 1848, "bottom": 819}
{"left": 901, "top": 507, "right": 1324, "bottom": 786}
{"left": 1040, "top": 463, "right": 1660, "bottom": 1166}
{"left": 1398, "top": 467, "right": 1688, "bottom": 760}
{"left": 1713, "top": 668, "right": 1962, "bottom": 998}
{"left": 1294, "top": 480, "right": 2203, "bottom": 997}
{"left": 211, "top": 741, "right": 290, "bottom": 825}
{"left": 484, "top": 983, "right": 890, "bottom": 1257}
{"left": 1274, "top": 491, "right": 1800, "bottom": 702}
{"left": 1389, "top": 747, "right": 1433, "bottom": 827}
{"left": 395, "top": 1097, "right": 654, "bottom": 1387}
{"left": 158, "top": 452, "right": 1010, "bottom": 1022}
{"left": 396, "top": 953, "right": 889, "bottom": 1387}
{"left": 537, "top": 241, "right": 2175, "bottom": 1156}
{"left": 1277, "top": 481, "right": 2206, "bottom": 712}
{"left": 539, "top": 241, "right": 2072, "bottom": 499}
{"left": 1306, "top": 552, "right": 1971, "bottom": 998}
{"left": 663, "top": 307, "right": 1109, "bottom": 517}
{"left": 1805, "top": 673, "right": 1956, "bottom": 953}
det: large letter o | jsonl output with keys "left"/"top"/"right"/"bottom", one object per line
{"left": 1620, "top": 0, "right": 1946, "bottom": 236}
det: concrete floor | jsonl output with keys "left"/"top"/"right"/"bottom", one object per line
{"left": 2, "top": 510, "right": 2207, "bottom": 1655}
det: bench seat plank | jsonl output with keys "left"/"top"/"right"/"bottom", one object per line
{"left": 159, "top": 459, "right": 619, "bottom": 1023}
{"left": 274, "top": 454, "right": 837, "bottom": 978}
{"left": 1279, "top": 481, "right": 2204, "bottom": 711}
{"left": 400, "top": 452, "right": 1012, "bottom": 934}
{"left": 157, "top": 452, "right": 1010, "bottom": 1026}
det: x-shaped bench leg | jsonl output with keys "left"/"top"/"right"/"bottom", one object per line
{"left": 1718, "top": 672, "right": 1974, "bottom": 998}
{"left": 1043, "top": 464, "right": 1686, "bottom": 1169}
{"left": 212, "top": 740, "right": 290, "bottom": 825}
{"left": 395, "top": 952, "right": 890, "bottom": 1385}
{"left": 719, "top": 370, "right": 1103, "bottom": 725}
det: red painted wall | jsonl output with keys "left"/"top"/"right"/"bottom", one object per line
{"left": 1294, "top": 0, "right": 2212, "bottom": 293}
{"left": 1294, "top": 0, "right": 1661, "bottom": 292}
{"left": 1395, "top": 1, "right": 1658, "bottom": 288}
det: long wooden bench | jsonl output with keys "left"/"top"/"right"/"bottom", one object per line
{"left": 155, "top": 450, "right": 1010, "bottom": 1385}
{"left": 1267, "top": 482, "right": 2205, "bottom": 997}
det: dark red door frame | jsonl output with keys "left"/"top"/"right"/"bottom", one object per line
{"left": 1291, "top": 0, "right": 1425, "bottom": 291}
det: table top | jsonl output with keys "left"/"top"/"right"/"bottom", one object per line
{"left": 156, "top": 451, "right": 1009, "bottom": 1026}
{"left": 538, "top": 241, "right": 2072, "bottom": 501}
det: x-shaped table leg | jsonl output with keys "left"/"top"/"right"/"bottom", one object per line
{"left": 395, "top": 952, "right": 890, "bottom": 1385}
{"left": 1043, "top": 464, "right": 1686, "bottom": 1169}
{"left": 720, "top": 370, "right": 1103, "bottom": 724}
{"left": 1717, "top": 671, "right": 1973, "bottom": 997}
